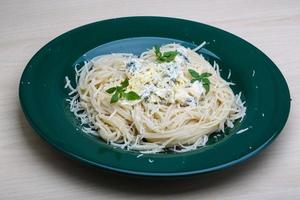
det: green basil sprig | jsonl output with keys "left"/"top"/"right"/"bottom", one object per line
{"left": 106, "top": 79, "right": 140, "bottom": 103}
{"left": 188, "top": 69, "right": 212, "bottom": 93}
{"left": 154, "top": 45, "right": 178, "bottom": 63}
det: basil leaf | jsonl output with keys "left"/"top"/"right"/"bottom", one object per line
{"left": 203, "top": 83, "right": 210, "bottom": 93}
{"left": 163, "top": 51, "right": 177, "bottom": 57}
{"left": 121, "top": 78, "right": 129, "bottom": 88}
{"left": 154, "top": 45, "right": 162, "bottom": 57}
{"left": 162, "top": 51, "right": 178, "bottom": 62}
{"left": 200, "top": 72, "right": 212, "bottom": 78}
{"left": 125, "top": 91, "right": 140, "bottom": 101}
{"left": 154, "top": 45, "right": 178, "bottom": 63}
{"left": 189, "top": 69, "right": 212, "bottom": 94}
{"left": 188, "top": 69, "right": 200, "bottom": 79}
{"left": 119, "top": 91, "right": 124, "bottom": 98}
{"left": 202, "top": 78, "right": 210, "bottom": 85}
{"left": 108, "top": 78, "right": 141, "bottom": 103}
{"left": 116, "top": 86, "right": 123, "bottom": 92}
{"left": 110, "top": 92, "right": 119, "bottom": 103}
{"left": 106, "top": 87, "right": 116, "bottom": 94}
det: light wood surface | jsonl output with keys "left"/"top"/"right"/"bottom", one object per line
{"left": 0, "top": 0, "right": 299, "bottom": 199}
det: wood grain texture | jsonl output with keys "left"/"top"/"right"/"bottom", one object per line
{"left": 0, "top": 0, "right": 299, "bottom": 199}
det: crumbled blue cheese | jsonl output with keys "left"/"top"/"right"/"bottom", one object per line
{"left": 141, "top": 84, "right": 156, "bottom": 99}
{"left": 175, "top": 54, "right": 185, "bottom": 64}
{"left": 176, "top": 47, "right": 188, "bottom": 57}
{"left": 162, "top": 62, "right": 181, "bottom": 81}
{"left": 186, "top": 96, "right": 197, "bottom": 106}
{"left": 156, "top": 88, "right": 169, "bottom": 99}
{"left": 176, "top": 47, "right": 189, "bottom": 62}
{"left": 155, "top": 88, "right": 174, "bottom": 103}
{"left": 126, "top": 46, "right": 205, "bottom": 106}
{"left": 174, "top": 89, "right": 189, "bottom": 104}
{"left": 126, "top": 58, "right": 142, "bottom": 74}
{"left": 189, "top": 81, "right": 204, "bottom": 98}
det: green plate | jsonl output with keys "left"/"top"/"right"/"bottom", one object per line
{"left": 19, "top": 17, "right": 290, "bottom": 177}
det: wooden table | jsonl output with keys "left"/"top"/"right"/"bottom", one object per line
{"left": 1, "top": 0, "right": 299, "bottom": 199}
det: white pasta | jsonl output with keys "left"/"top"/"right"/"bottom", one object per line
{"left": 65, "top": 43, "right": 246, "bottom": 153}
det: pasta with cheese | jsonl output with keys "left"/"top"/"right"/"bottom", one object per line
{"left": 65, "top": 43, "right": 246, "bottom": 153}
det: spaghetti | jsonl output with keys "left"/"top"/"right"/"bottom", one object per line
{"left": 65, "top": 43, "right": 246, "bottom": 153}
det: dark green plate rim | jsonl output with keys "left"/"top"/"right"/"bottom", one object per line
{"left": 19, "top": 16, "right": 291, "bottom": 177}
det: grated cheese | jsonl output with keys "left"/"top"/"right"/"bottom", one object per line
{"left": 193, "top": 41, "right": 207, "bottom": 52}
{"left": 227, "top": 69, "right": 231, "bottom": 79}
{"left": 236, "top": 127, "right": 250, "bottom": 134}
